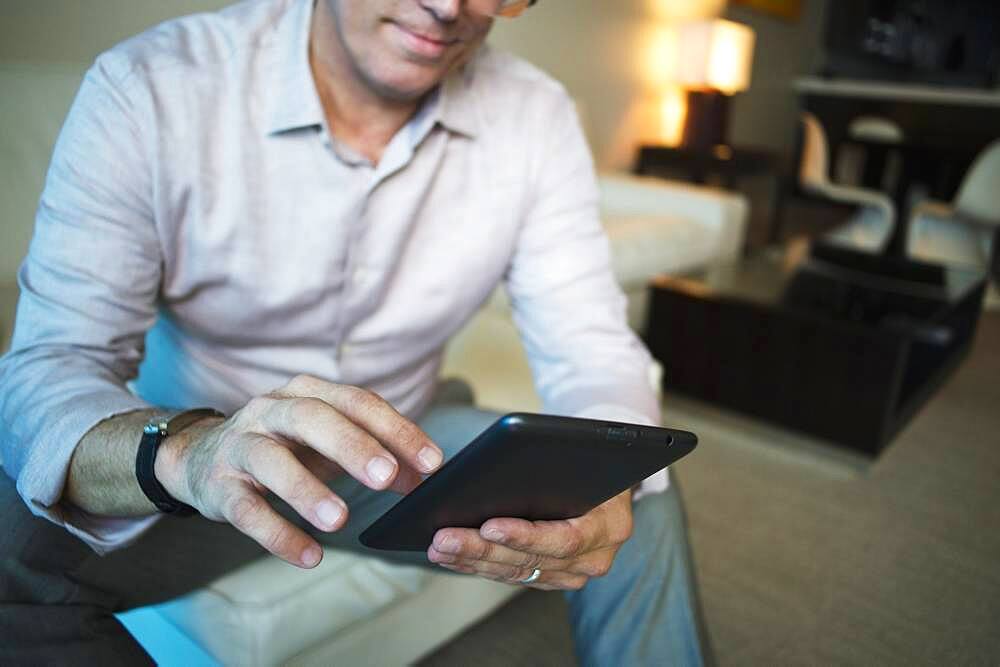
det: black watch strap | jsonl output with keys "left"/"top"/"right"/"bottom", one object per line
{"left": 135, "top": 408, "right": 224, "bottom": 516}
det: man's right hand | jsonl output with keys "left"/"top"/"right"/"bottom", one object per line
{"left": 154, "top": 374, "right": 443, "bottom": 568}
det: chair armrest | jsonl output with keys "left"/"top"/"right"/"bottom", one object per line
{"left": 804, "top": 182, "right": 896, "bottom": 227}
{"left": 598, "top": 173, "right": 748, "bottom": 262}
{"left": 907, "top": 200, "right": 997, "bottom": 269}
{"left": 909, "top": 199, "right": 954, "bottom": 224}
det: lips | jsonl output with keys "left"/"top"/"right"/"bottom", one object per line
{"left": 389, "top": 21, "right": 458, "bottom": 60}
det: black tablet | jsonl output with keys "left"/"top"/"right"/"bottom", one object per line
{"left": 359, "top": 412, "right": 697, "bottom": 551}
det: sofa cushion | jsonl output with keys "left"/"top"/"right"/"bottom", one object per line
{"left": 147, "top": 548, "right": 431, "bottom": 666}
{"left": 603, "top": 214, "right": 717, "bottom": 290}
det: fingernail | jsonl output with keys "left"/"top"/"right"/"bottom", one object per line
{"left": 367, "top": 456, "right": 396, "bottom": 485}
{"left": 483, "top": 527, "right": 505, "bottom": 542}
{"left": 301, "top": 545, "right": 322, "bottom": 568}
{"left": 438, "top": 535, "right": 460, "bottom": 554}
{"left": 417, "top": 446, "right": 443, "bottom": 472}
{"left": 316, "top": 499, "right": 343, "bottom": 529}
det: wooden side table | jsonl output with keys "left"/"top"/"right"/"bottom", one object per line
{"left": 643, "top": 244, "right": 986, "bottom": 455}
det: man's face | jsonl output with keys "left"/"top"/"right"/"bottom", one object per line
{"left": 326, "top": 0, "right": 494, "bottom": 102}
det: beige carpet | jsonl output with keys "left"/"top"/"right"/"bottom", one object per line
{"left": 422, "top": 311, "right": 1000, "bottom": 666}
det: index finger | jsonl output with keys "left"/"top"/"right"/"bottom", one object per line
{"left": 282, "top": 375, "right": 443, "bottom": 474}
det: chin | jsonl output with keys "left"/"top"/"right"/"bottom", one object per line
{"left": 364, "top": 61, "right": 450, "bottom": 102}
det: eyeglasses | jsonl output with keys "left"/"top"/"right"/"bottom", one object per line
{"left": 471, "top": 0, "right": 537, "bottom": 18}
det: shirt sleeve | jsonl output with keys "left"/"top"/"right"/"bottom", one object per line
{"left": 504, "top": 90, "right": 668, "bottom": 496}
{"left": 0, "top": 54, "right": 164, "bottom": 554}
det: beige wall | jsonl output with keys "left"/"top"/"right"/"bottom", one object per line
{"left": 724, "top": 0, "right": 829, "bottom": 161}
{"left": 0, "top": 1, "right": 231, "bottom": 63}
{"left": 489, "top": 0, "right": 726, "bottom": 167}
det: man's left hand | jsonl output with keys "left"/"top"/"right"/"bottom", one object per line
{"left": 427, "top": 489, "right": 634, "bottom": 591}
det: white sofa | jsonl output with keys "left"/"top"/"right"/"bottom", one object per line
{"left": 0, "top": 62, "right": 747, "bottom": 665}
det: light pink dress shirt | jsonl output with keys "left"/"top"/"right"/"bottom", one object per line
{"left": 0, "top": 0, "right": 663, "bottom": 554}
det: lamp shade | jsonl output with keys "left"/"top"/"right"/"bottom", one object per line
{"left": 676, "top": 20, "right": 755, "bottom": 94}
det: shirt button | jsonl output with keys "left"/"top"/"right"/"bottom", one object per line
{"left": 352, "top": 268, "right": 367, "bottom": 285}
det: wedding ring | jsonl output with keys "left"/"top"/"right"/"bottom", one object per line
{"left": 519, "top": 568, "right": 542, "bottom": 585}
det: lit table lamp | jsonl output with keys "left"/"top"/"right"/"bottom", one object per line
{"left": 676, "top": 19, "right": 755, "bottom": 150}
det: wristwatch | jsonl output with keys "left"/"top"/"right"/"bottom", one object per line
{"left": 135, "top": 408, "right": 224, "bottom": 516}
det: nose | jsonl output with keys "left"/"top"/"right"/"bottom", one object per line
{"left": 420, "top": 0, "right": 462, "bottom": 22}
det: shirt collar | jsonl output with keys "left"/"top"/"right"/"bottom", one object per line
{"left": 436, "top": 62, "right": 479, "bottom": 139}
{"left": 262, "top": 0, "right": 480, "bottom": 139}
{"left": 263, "top": 0, "right": 325, "bottom": 135}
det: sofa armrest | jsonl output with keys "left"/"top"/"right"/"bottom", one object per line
{"left": 598, "top": 173, "right": 749, "bottom": 263}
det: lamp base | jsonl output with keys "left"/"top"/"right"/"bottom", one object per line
{"left": 681, "top": 90, "right": 731, "bottom": 151}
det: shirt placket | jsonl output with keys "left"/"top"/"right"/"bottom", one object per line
{"left": 334, "top": 193, "right": 373, "bottom": 367}
{"left": 324, "top": 107, "right": 441, "bottom": 377}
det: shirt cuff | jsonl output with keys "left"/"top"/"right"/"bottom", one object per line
{"left": 15, "top": 391, "right": 155, "bottom": 555}
{"left": 61, "top": 507, "right": 163, "bottom": 556}
{"left": 572, "top": 403, "right": 670, "bottom": 501}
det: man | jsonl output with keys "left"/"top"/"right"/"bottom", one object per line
{"left": 0, "top": 0, "right": 709, "bottom": 663}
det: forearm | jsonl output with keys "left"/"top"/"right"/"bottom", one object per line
{"left": 63, "top": 408, "right": 159, "bottom": 517}
{"left": 63, "top": 408, "right": 220, "bottom": 518}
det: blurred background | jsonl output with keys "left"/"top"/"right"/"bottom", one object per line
{"left": 1, "top": 1, "right": 998, "bottom": 665}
